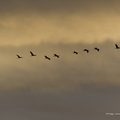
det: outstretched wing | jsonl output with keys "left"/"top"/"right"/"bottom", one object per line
{"left": 115, "top": 44, "right": 119, "bottom": 49}
{"left": 16, "top": 54, "right": 22, "bottom": 58}
{"left": 45, "top": 56, "right": 50, "bottom": 60}
{"left": 94, "top": 47, "right": 100, "bottom": 51}
{"left": 73, "top": 51, "right": 78, "bottom": 54}
{"left": 30, "top": 51, "right": 34, "bottom": 56}
{"left": 54, "top": 54, "right": 60, "bottom": 58}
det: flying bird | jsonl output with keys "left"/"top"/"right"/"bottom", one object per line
{"left": 16, "top": 54, "right": 23, "bottom": 58}
{"left": 73, "top": 51, "right": 78, "bottom": 54}
{"left": 44, "top": 55, "right": 50, "bottom": 60}
{"left": 94, "top": 47, "right": 100, "bottom": 51}
{"left": 54, "top": 54, "right": 60, "bottom": 58}
{"left": 83, "top": 49, "right": 89, "bottom": 53}
{"left": 30, "top": 51, "right": 36, "bottom": 56}
{"left": 115, "top": 44, "right": 120, "bottom": 49}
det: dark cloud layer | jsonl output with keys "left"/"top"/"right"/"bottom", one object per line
{"left": 0, "top": 0, "right": 120, "bottom": 15}
{"left": 0, "top": 85, "right": 120, "bottom": 120}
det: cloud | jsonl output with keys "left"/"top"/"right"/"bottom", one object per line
{"left": 0, "top": 40, "right": 120, "bottom": 92}
{"left": 0, "top": 81, "right": 120, "bottom": 120}
{"left": 0, "top": 40, "right": 120, "bottom": 120}
{"left": 0, "top": 13, "right": 120, "bottom": 46}
{"left": 0, "top": 0, "right": 120, "bottom": 46}
{"left": 1, "top": 1, "right": 120, "bottom": 119}
{"left": 0, "top": 0, "right": 120, "bottom": 15}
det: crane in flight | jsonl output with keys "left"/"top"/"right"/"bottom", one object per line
{"left": 94, "top": 47, "right": 100, "bottom": 51}
{"left": 16, "top": 54, "right": 23, "bottom": 58}
{"left": 44, "top": 55, "right": 50, "bottom": 60}
{"left": 30, "top": 51, "right": 36, "bottom": 56}
{"left": 73, "top": 51, "right": 78, "bottom": 54}
{"left": 83, "top": 49, "right": 89, "bottom": 53}
{"left": 115, "top": 44, "right": 120, "bottom": 49}
{"left": 54, "top": 54, "right": 60, "bottom": 58}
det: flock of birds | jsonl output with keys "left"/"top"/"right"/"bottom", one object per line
{"left": 16, "top": 44, "right": 120, "bottom": 60}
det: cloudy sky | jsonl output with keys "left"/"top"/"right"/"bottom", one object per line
{"left": 1, "top": 0, "right": 120, "bottom": 120}
{"left": 1, "top": 0, "right": 120, "bottom": 46}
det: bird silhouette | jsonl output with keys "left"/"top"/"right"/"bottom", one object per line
{"left": 30, "top": 51, "right": 36, "bottom": 56}
{"left": 83, "top": 49, "right": 89, "bottom": 53}
{"left": 54, "top": 54, "right": 60, "bottom": 58}
{"left": 73, "top": 51, "right": 78, "bottom": 54}
{"left": 94, "top": 47, "right": 100, "bottom": 51}
{"left": 44, "top": 55, "right": 50, "bottom": 60}
{"left": 16, "top": 54, "right": 23, "bottom": 58}
{"left": 115, "top": 44, "right": 120, "bottom": 49}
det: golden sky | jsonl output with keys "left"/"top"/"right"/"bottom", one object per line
{"left": 1, "top": 0, "right": 120, "bottom": 46}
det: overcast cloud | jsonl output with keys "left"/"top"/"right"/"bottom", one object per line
{"left": 0, "top": 40, "right": 119, "bottom": 91}
{"left": 1, "top": 0, "right": 120, "bottom": 120}
{"left": 0, "top": 0, "right": 120, "bottom": 45}
{"left": 0, "top": 41, "right": 120, "bottom": 120}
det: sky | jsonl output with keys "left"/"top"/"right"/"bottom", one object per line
{"left": 1, "top": 0, "right": 120, "bottom": 120}
{"left": 1, "top": 0, "right": 120, "bottom": 46}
